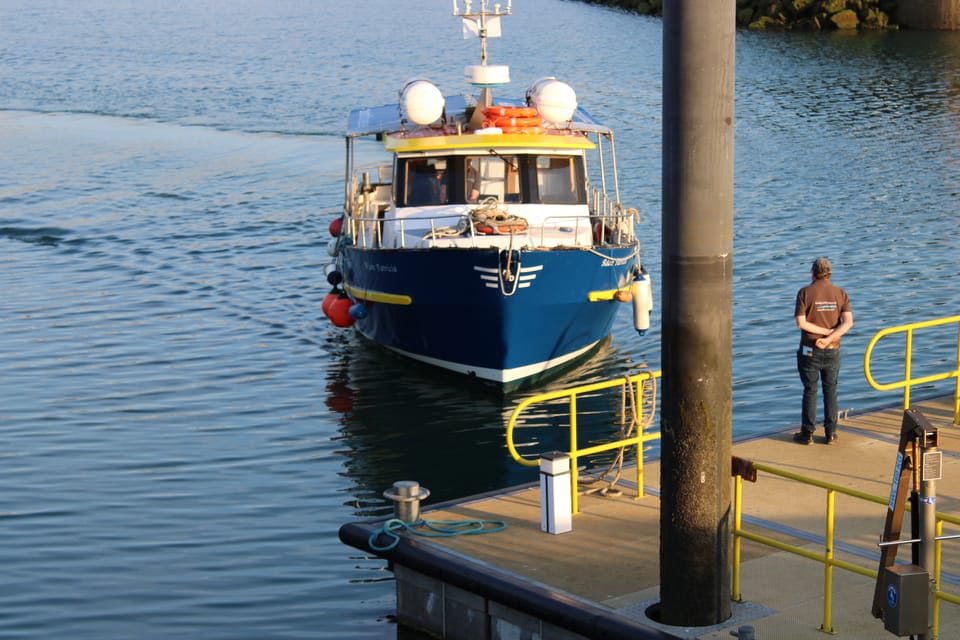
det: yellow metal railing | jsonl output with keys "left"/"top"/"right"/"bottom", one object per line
{"left": 934, "top": 518, "right": 960, "bottom": 639}
{"left": 733, "top": 457, "right": 960, "bottom": 637}
{"left": 506, "top": 370, "right": 661, "bottom": 514}
{"left": 864, "top": 315, "right": 960, "bottom": 425}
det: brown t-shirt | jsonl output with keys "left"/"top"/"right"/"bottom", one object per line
{"left": 794, "top": 278, "right": 851, "bottom": 348}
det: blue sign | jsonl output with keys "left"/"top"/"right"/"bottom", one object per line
{"left": 887, "top": 584, "right": 899, "bottom": 609}
{"left": 888, "top": 452, "right": 904, "bottom": 511}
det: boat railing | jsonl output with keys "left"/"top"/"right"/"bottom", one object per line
{"left": 346, "top": 164, "right": 392, "bottom": 220}
{"left": 345, "top": 213, "right": 470, "bottom": 249}
{"left": 590, "top": 187, "right": 637, "bottom": 244}
{"left": 345, "top": 208, "right": 638, "bottom": 250}
{"left": 534, "top": 215, "right": 591, "bottom": 246}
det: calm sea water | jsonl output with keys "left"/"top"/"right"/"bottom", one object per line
{"left": 2, "top": 1, "right": 958, "bottom": 637}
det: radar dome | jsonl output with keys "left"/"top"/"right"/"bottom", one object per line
{"left": 400, "top": 79, "right": 445, "bottom": 126}
{"left": 465, "top": 64, "right": 510, "bottom": 87}
{"left": 526, "top": 78, "right": 577, "bottom": 124}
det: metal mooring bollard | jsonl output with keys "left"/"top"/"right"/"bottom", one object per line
{"left": 383, "top": 480, "right": 431, "bottom": 523}
{"left": 539, "top": 452, "right": 572, "bottom": 534}
{"left": 729, "top": 625, "right": 755, "bottom": 640}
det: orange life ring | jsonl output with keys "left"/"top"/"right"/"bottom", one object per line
{"left": 475, "top": 222, "right": 528, "bottom": 235}
{"left": 493, "top": 115, "right": 541, "bottom": 128}
{"left": 482, "top": 105, "right": 538, "bottom": 119}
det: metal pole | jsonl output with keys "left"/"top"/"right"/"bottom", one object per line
{"left": 659, "top": 0, "right": 735, "bottom": 628}
{"left": 919, "top": 475, "right": 935, "bottom": 640}
{"left": 918, "top": 435, "right": 940, "bottom": 640}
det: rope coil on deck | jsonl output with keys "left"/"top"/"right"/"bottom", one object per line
{"left": 368, "top": 517, "right": 508, "bottom": 552}
{"left": 470, "top": 197, "right": 528, "bottom": 235}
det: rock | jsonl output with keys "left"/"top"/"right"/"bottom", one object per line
{"left": 738, "top": 7, "right": 757, "bottom": 24}
{"left": 829, "top": 8, "right": 861, "bottom": 28}
{"left": 748, "top": 15, "right": 787, "bottom": 29}
{"left": 860, "top": 7, "right": 891, "bottom": 28}
{"left": 820, "top": 0, "right": 848, "bottom": 14}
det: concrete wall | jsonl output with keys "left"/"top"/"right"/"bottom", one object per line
{"left": 395, "top": 565, "right": 590, "bottom": 640}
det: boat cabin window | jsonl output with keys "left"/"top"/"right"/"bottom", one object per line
{"left": 397, "top": 154, "right": 585, "bottom": 206}
{"left": 469, "top": 154, "right": 521, "bottom": 204}
{"left": 535, "top": 156, "right": 581, "bottom": 205}
{"left": 404, "top": 158, "right": 449, "bottom": 206}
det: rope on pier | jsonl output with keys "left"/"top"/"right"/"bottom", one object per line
{"left": 582, "top": 372, "right": 658, "bottom": 498}
{"left": 368, "top": 517, "right": 507, "bottom": 552}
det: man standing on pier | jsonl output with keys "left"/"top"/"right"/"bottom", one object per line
{"left": 793, "top": 257, "right": 854, "bottom": 445}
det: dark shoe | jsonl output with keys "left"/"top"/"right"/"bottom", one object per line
{"left": 824, "top": 433, "right": 838, "bottom": 445}
{"left": 793, "top": 431, "right": 813, "bottom": 445}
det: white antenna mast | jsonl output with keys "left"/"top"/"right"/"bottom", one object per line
{"left": 455, "top": 1, "right": 512, "bottom": 122}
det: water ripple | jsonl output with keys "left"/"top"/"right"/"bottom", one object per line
{"left": 2, "top": 2, "right": 960, "bottom": 638}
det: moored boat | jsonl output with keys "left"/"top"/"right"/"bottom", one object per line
{"left": 324, "top": 1, "right": 653, "bottom": 391}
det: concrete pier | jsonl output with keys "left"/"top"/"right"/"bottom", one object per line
{"left": 339, "top": 395, "right": 960, "bottom": 639}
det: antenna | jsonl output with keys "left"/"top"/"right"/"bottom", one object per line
{"left": 456, "top": 1, "right": 512, "bottom": 120}
{"left": 453, "top": 1, "right": 512, "bottom": 65}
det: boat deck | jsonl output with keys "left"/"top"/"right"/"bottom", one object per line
{"left": 340, "top": 395, "right": 960, "bottom": 639}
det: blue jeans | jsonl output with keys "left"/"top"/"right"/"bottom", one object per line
{"left": 797, "top": 347, "right": 841, "bottom": 436}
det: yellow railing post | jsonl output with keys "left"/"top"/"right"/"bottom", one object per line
{"left": 956, "top": 320, "right": 960, "bottom": 425}
{"left": 864, "top": 315, "right": 960, "bottom": 425}
{"left": 935, "top": 518, "right": 943, "bottom": 640}
{"left": 732, "top": 474, "right": 743, "bottom": 602}
{"left": 569, "top": 393, "right": 580, "bottom": 515}
{"left": 905, "top": 327, "right": 913, "bottom": 410}
{"left": 822, "top": 488, "right": 836, "bottom": 634}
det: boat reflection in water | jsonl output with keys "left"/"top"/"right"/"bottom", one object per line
{"left": 325, "top": 330, "right": 659, "bottom": 516}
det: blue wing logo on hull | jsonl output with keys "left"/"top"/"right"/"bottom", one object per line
{"left": 473, "top": 264, "right": 543, "bottom": 290}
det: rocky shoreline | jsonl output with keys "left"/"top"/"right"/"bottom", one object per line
{"left": 582, "top": 0, "right": 899, "bottom": 30}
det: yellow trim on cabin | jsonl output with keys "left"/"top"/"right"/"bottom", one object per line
{"left": 384, "top": 132, "right": 595, "bottom": 153}
{"left": 344, "top": 283, "right": 413, "bottom": 305}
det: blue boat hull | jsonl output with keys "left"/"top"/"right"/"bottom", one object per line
{"left": 339, "top": 245, "right": 637, "bottom": 389}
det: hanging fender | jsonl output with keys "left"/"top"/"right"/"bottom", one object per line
{"left": 631, "top": 268, "right": 653, "bottom": 335}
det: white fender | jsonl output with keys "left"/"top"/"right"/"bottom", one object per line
{"left": 631, "top": 271, "right": 653, "bottom": 334}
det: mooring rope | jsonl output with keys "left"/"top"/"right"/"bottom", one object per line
{"left": 368, "top": 517, "right": 508, "bottom": 552}
{"left": 582, "top": 372, "right": 658, "bottom": 498}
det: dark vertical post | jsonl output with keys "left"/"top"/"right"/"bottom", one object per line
{"left": 660, "top": 0, "right": 735, "bottom": 628}
{"left": 871, "top": 410, "right": 939, "bottom": 638}
{"left": 871, "top": 409, "right": 936, "bottom": 619}
{"left": 918, "top": 440, "right": 938, "bottom": 640}
{"left": 897, "top": 0, "right": 960, "bottom": 30}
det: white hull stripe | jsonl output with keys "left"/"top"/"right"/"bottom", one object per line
{"left": 379, "top": 340, "right": 600, "bottom": 384}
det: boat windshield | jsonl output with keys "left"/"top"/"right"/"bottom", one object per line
{"left": 397, "top": 154, "right": 585, "bottom": 207}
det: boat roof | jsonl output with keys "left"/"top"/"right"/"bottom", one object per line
{"left": 346, "top": 94, "right": 613, "bottom": 139}
{"left": 382, "top": 131, "right": 594, "bottom": 152}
